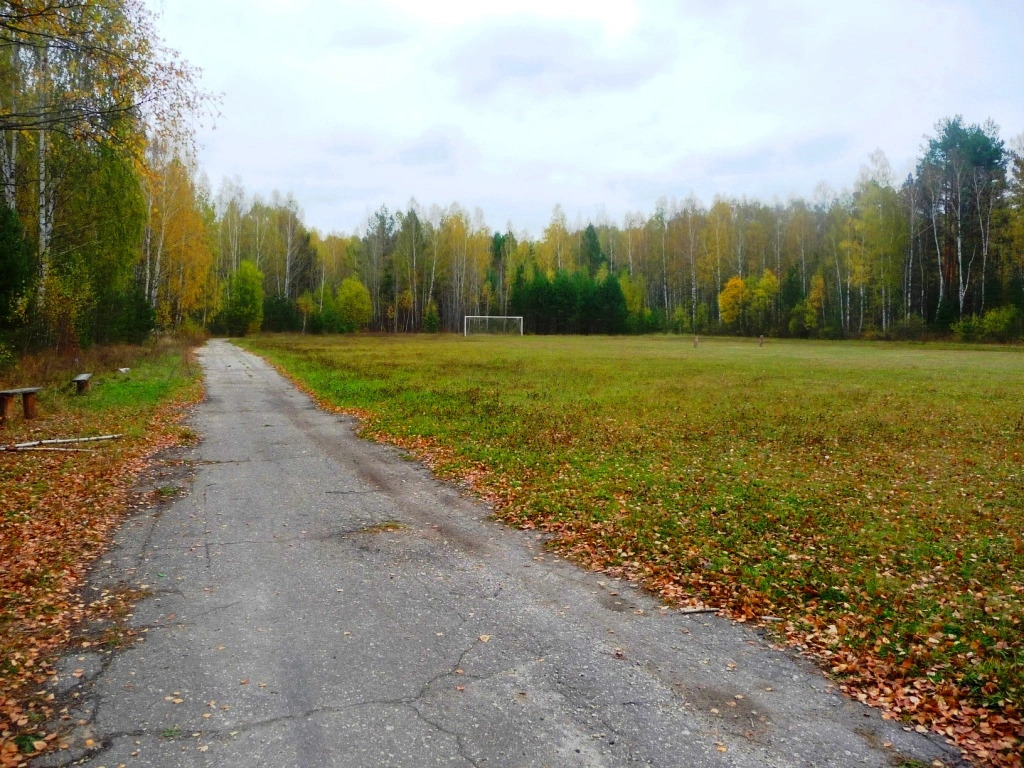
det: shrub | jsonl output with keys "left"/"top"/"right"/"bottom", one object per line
{"left": 951, "top": 308, "right": 1019, "bottom": 343}
{"left": 861, "top": 326, "right": 882, "bottom": 341}
{"left": 980, "top": 306, "right": 1019, "bottom": 342}
{"left": 951, "top": 314, "right": 981, "bottom": 342}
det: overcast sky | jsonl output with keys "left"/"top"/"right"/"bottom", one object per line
{"left": 154, "top": 0, "right": 1024, "bottom": 238}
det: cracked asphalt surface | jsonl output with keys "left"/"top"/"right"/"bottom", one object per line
{"left": 38, "top": 339, "right": 963, "bottom": 767}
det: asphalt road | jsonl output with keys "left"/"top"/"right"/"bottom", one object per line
{"left": 39, "top": 339, "right": 962, "bottom": 768}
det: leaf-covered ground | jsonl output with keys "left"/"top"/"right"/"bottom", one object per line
{"left": 241, "top": 333, "right": 1024, "bottom": 767}
{"left": 0, "top": 342, "right": 202, "bottom": 766}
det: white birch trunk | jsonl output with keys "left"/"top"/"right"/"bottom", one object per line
{"left": 973, "top": 169, "right": 994, "bottom": 313}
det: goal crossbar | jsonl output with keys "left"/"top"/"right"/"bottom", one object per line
{"left": 463, "top": 315, "right": 524, "bottom": 336}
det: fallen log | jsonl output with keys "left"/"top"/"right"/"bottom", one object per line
{"left": 10, "top": 446, "right": 95, "bottom": 453}
{"left": 0, "top": 434, "right": 122, "bottom": 452}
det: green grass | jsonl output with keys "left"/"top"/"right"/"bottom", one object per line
{"left": 238, "top": 334, "right": 1024, "bottom": 718}
{"left": 51, "top": 346, "right": 198, "bottom": 438}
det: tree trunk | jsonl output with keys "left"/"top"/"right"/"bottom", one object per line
{"left": 35, "top": 45, "right": 52, "bottom": 301}
{"left": 427, "top": 229, "right": 438, "bottom": 322}
{"left": 661, "top": 217, "right": 668, "bottom": 316}
{"left": 974, "top": 169, "right": 994, "bottom": 314}
{"left": 927, "top": 185, "right": 945, "bottom": 320}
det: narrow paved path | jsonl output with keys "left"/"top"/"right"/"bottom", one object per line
{"left": 41, "top": 340, "right": 960, "bottom": 768}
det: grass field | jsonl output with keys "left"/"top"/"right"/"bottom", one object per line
{"left": 1, "top": 341, "right": 202, "bottom": 764}
{"left": 239, "top": 333, "right": 1023, "bottom": 764}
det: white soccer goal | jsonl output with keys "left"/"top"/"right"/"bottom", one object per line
{"left": 463, "top": 315, "right": 524, "bottom": 336}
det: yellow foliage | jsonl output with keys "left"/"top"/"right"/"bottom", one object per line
{"left": 145, "top": 150, "right": 214, "bottom": 329}
{"left": 718, "top": 276, "right": 748, "bottom": 326}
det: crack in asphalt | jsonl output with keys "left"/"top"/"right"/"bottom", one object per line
{"left": 406, "top": 704, "right": 481, "bottom": 768}
{"left": 201, "top": 481, "right": 212, "bottom": 571}
{"left": 186, "top": 600, "right": 243, "bottom": 620}
{"left": 179, "top": 537, "right": 309, "bottom": 547}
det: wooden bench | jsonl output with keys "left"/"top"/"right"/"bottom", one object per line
{"left": 0, "top": 387, "right": 42, "bottom": 423}
{"left": 72, "top": 373, "right": 93, "bottom": 394}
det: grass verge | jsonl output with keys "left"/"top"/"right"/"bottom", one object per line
{"left": 0, "top": 339, "right": 203, "bottom": 767}
{"left": 239, "top": 333, "right": 1023, "bottom": 767}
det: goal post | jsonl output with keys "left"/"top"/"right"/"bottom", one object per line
{"left": 463, "top": 315, "right": 524, "bottom": 336}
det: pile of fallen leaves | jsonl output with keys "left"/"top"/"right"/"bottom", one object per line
{"left": 0, "top": 351, "right": 202, "bottom": 767}
{"left": 281, "top": 369, "right": 1021, "bottom": 768}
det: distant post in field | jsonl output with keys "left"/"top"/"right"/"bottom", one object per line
{"left": 759, "top": 335, "right": 764, "bottom": 347}
{"left": 694, "top": 336, "right": 699, "bottom": 349}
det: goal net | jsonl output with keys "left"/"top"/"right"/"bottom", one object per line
{"left": 463, "top": 315, "right": 524, "bottom": 336}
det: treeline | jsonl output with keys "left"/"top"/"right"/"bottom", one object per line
{"left": 2, "top": 1, "right": 1023, "bottom": 356}
{"left": 192, "top": 115, "right": 1024, "bottom": 342}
